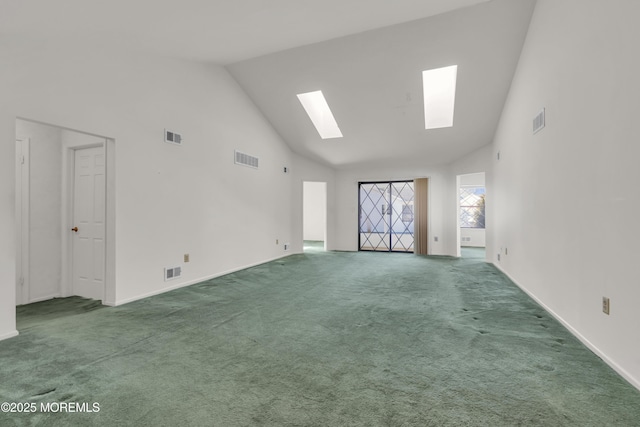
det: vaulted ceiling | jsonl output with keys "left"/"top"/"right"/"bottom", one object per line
{"left": 1, "top": 0, "right": 494, "bottom": 63}
{"left": 228, "top": 0, "right": 537, "bottom": 169}
{"left": 2, "top": 0, "right": 537, "bottom": 169}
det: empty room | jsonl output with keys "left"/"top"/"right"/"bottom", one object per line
{"left": 1, "top": 0, "right": 639, "bottom": 425}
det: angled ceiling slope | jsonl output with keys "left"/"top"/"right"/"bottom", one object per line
{"left": 0, "top": 0, "right": 493, "bottom": 64}
{"left": 228, "top": 0, "right": 537, "bottom": 170}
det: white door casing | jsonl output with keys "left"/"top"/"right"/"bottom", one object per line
{"left": 71, "top": 146, "right": 106, "bottom": 300}
{"left": 15, "top": 138, "right": 30, "bottom": 305}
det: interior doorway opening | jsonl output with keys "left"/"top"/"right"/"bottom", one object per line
{"left": 303, "top": 181, "right": 327, "bottom": 252}
{"left": 456, "top": 172, "right": 486, "bottom": 259}
{"left": 14, "top": 118, "right": 116, "bottom": 312}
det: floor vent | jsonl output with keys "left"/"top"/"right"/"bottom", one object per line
{"left": 234, "top": 150, "right": 259, "bottom": 169}
{"left": 165, "top": 129, "right": 183, "bottom": 145}
{"left": 533, "top": 109, "right": 545, "bottom": 134}
{"left": 164, "top": 266, "right": 182, "bottom": 281}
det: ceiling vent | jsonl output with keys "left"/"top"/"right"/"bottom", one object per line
{"left": 533, "top": 109, "right": 545, "bottom": 134}
{"left": 165, "top": 129, "right": 183, "bottom": 145}
{"left": 234, "top": 150, "right": 259, "bottom": 169}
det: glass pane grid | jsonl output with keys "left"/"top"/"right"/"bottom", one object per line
{"left": 460, "top": 186, "right": 485, "bottom": 229}
{"left": 359, "top": 181, "right": 414, "bottom": 253}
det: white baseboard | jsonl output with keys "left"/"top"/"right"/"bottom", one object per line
{"left": 114, "top": 254, "right": 294, "bottom": 306}
{"left": 0, "top": 330, "right": 19, "bottom": 341}
{"left": 492, "top": 262, "right": 640, "bottom": 392}
{"left": 26, "top": 293, "right": 61, "bottom": 304}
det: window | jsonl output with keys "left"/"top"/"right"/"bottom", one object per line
{"left": 422, "top": 65, "right": 458, "bottom": 129}
{"left": 460, "top": 186, "right": 485, "bottom": 229}
{"left": 296, "top": 90, "right": 343, "bottom": 139}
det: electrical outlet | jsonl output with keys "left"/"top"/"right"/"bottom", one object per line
{"left": 184, "top": 254, "right": 190, "bottom": 263}
{"left": 602, "top": 297, "right": 610, "bottom": 315}
{"left": 497, "top": 254, "right": 501, "bottom": 261}
{"left": 434, "top": 236, "right": 439, "bottom": 242}
{"left": 276, "top": 239, "right": 279, "bottom": 245}
{"left": 284, "top": 243, "right": 289, "bottom": 251}
{"left": 505, "top": 247, "right": 508, "bottom": 255}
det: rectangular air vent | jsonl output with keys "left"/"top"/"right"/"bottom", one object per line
{"left": 234, "top": 150, "right": 259, "bottom": 169}
{"left": 165, "top": 129, "right": 183, "bottom": 145}
{"left": 164, "top": 266, "right": 182, "bottom": 281}
{"left": 533, "top": 109, "right": 545, "bottom": 134}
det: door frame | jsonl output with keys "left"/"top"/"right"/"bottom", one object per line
{"left": 62, "top": 142, "right": 106, "bottom": 301}
{"left": 456, "top": 172, "right": 487, "bottom": 258}
{"left": 358, "top": 180, "right": 415, "bottom": 253}
{"left": 15, "top": 137, "right": 30, "bottom": 305}
{"left": 302, "top": 181, "right": 328, "bottom": 251}
{"left": 62, "top": 130, "right": 116, "bottom": 306}
{"left": 14, "top": 117, "right": 116, "bottom": 308}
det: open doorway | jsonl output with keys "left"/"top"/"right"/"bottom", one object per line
{"left": 303, "top": 181, "right": 327, "bottom": 252}
{"left": 15, "top": 118, "right": 115, "bottom": 310}
{"left": 457, "top": 172, "right": 486, "bottom": 259}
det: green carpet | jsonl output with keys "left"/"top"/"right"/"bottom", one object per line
{"left": 1, "top": 249, "right": 639, "bottom": 426}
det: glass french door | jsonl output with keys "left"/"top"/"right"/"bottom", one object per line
{"left": 358, "top": 181, "right": 415, "bottom": 252}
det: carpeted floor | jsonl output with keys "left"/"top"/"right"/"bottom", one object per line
{"left": 1, "top": 248, "right": 639, "bottom": 426}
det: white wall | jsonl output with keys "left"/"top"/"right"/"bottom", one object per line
{"left": 333, "top": 165, "right": 456, "bottom": 255}
{"left": 303, "top": 182, "right": 326, "bottom": 242}
{"left": 15, "top": 120, "right": 63, "bottom": 303}
{"left": 460, "top": 172, "right": 485, "bottom": 187}
{"left": 491, "top": 0, "right": 640, "bottom": 388}
{"left": 0, "top": 43, "right": 302, "bottom": 340}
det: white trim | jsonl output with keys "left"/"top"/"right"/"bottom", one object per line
{"left": 25, "top": 294, "right": 61, "bottom": 304}
{"left": 15, "top": 137, "right": 30, "bottom": 305}
{"left": 113, "top": 254, "right": 294, "bottom": 306}
{"left": 0, "top": 331, "right": 19, "bottom": 341}
{"left": 455, "top": 175, "right": 462, "bottom": 258}
{"left": 104, "top": 138, "right": 116, "bottom": 306}
{"left": 62, "top": 138, "right": 112, "bottom": 304}
{"left": 492, "top": 262, "right": 640, "bottom": 392}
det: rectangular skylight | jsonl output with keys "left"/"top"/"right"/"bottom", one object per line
{"left": 297, "top": 90, "right": 343, "bottom": 139}
{"left": 422, "top": 65, "right": 458, "bottom": 130}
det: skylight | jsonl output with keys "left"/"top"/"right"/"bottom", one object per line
{"left": 422, "top": 65, "right": 458, "bottom": 130}
{"left": 297, "top": 90, "right": 343, "bottom": 139}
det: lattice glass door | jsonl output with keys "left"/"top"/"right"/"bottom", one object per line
{"left": 359, "top": 181, "right": 414, "bottom": 252}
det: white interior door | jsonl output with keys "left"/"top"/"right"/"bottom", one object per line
{"left": 72, "top": 146, "right": 106, "bottom": 300}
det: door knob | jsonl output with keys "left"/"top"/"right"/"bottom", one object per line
{"left": 71, "top": 227, "right": 78, "bottom": 232}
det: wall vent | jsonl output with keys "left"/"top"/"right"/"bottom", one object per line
{"left": 164, "top": 266, "right": 182, "bottom": 281}
{"left": 165, "top": 129, "right": 183, "bottom": 145}
{"left": 234, "top": 150, "right": 259, "bottom": 169}
{"left": 533, "top": 109, "right": 545, "bottom": 134}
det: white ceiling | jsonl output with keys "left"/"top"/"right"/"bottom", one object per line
{"left": 1, "top": 0, "right": 492, "bottom": 64}
{"left": 228, "top": 0, "right": 536, "bottom": 169}
{"left": 2, "top": 0, "right": 537, "bottom": 170}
